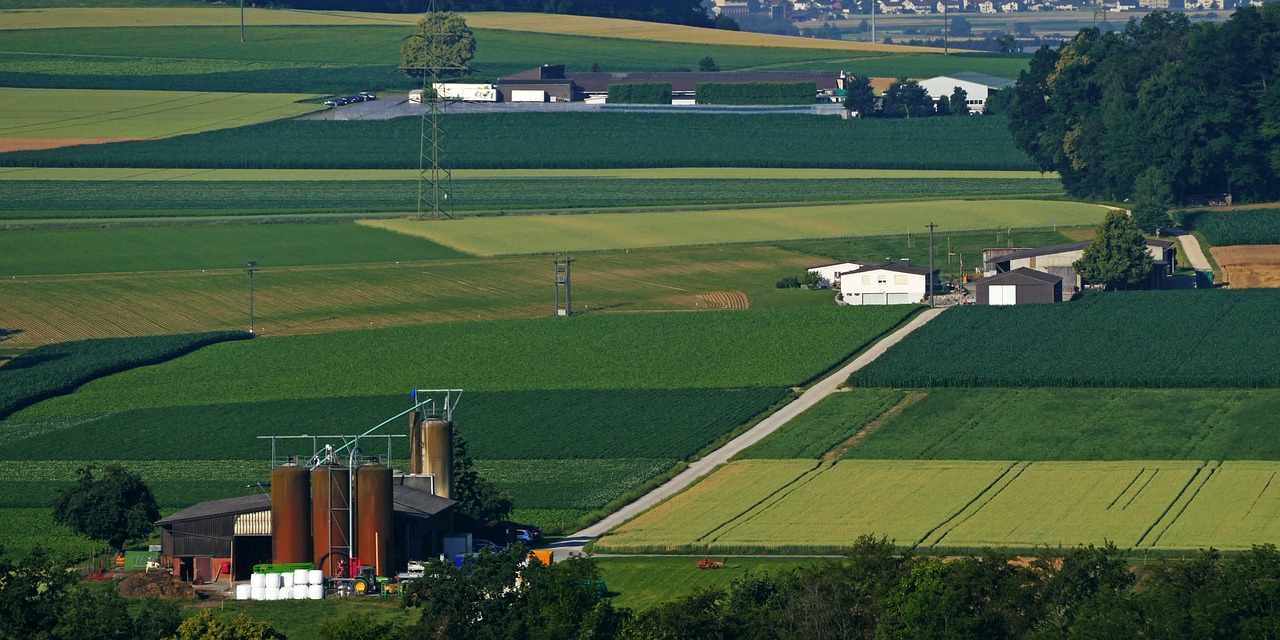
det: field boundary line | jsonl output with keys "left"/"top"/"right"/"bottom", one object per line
{"left": 1134, "top": 461, "right": 1209, "bottom": 548}
{"left": 1244, "top": 472, "right": 1277, "bottom": 519}
{"left": 701, "top": 461, "right": 830, "bottom": 544}
{"left": 926, "top": 461, "right": 1029, "bottom": 547}
{"left": 1147, "top": 461, "right": 1221, "bottom": 548}
{"left": 557, "top": 307, "right": 946, "bottom": 560}
{"left": 821, "top": 390, "right": 923, "bottom": 461}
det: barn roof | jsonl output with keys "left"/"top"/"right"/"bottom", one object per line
{"left": 561, "top": 71, "right": 841, "bottom": 93}
{"left": 995, "top": 238, "right": 1173, "bottom": 264}
{"left": 156, "top": 484, "right": 455, "bottom": 526}
{"left": 932, "top": 71, "right": 1015, "bottom": 89}
{"left": 844, "top": 262, "right": 938, "bottom": 276}
{"left": 976, "top": 267, "right": 1062, "bottom": 287}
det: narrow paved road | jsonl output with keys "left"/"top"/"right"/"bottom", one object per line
{"left": 550, "top": 307, "right": 946, "bottom": 560}
{"left": 1166, "top": 228, "right": 1212, "bottom": 271}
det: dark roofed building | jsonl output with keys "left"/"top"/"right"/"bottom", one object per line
{"left": 157, "top": 481, "right": 456, "bottom": 582}
{"left": 988, "top": 238, "right": 1177, "bottom": 295}
{"left": 975, "top": 267, "right": 1063, "bottom": 305}
{"left": 496, "top": 66, "right": 841, "bottom": 102}
{"left": 496, "top": 64, "right": 582, "bottom": 102}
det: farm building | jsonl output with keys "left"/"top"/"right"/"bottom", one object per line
{"left": 839, "top": 261, "right": 939, "bottom": 305}
{"left": 985, "top": 239, "right": 1176, "bottom": 295}
{"left": 974, "top": 267, "right": 1063, "bottom": 304}
{"left": 156, "top": 477, "right": 457, "bottom": 582}
{"left": 496, "top": 65, "right": 842, "bottom": 103}
{"left": 918, "top": 72, "right": 1015, "bottom": 113}
{"left": 807, "top": 260, "right": 875, "bottom": 288}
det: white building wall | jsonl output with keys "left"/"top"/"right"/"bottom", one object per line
{"left": 807, "top": 262, "right": 864, "bottom": 288}
{"left": 918, "top": 77, "right": 999, "bottom": 113}
{"left": 840, "top": 269, "right": 927, "bottom": 304}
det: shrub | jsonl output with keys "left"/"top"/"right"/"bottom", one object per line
{"left": 607, "top": 83, "right": 672, "bottom": 104}
{"left": 695, "top": 82, "right": 816, "bottom": 105}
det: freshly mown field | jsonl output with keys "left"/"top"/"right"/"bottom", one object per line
{"left": 595, "top": 459, "right": 1280, "bottom": 553}
{"left": 363, "top": 200, "right": 1104, "bottom": 255}
{"left": 736, "top": 389, "right": 906, "bottom": 459}
{"left": 0, "top": 177, "right": 1064, "bottom": 220}
{"left": 14, "top": 307, "right": 913, "bottom": 413}
{"left": 0, "top": 88, "right": 321, "bottom": 141}
{"left": 0, "top": 115, "right": 1036, "bottom": 171}
{"left": 845, "top": 388, "right": 1280, "bottom": 461}
{"left": 0, "top": 245, "right": 828, "bottom": 347}
{"left": 0, "top": 224, "right": 466, "bottom": 275}
{"left": 1184, "top": 208, "right": 1280, "bottom": 247}
{"left": 849, "top": 289, "right": 1280, "bottom": 388}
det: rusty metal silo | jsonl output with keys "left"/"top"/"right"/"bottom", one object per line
{"left": 311, "top": 464, "right": 352, "bottom": 576}
{"left": 423, "top": 417, "right": 453, "bottom": 499}
{"left": 409, "top": 411, "right": 424, "bottom": 475}
{"left": 356, "top": 462, "right": 393, "bottom": 577}
{"left": 270, "top": 463, "right": 311, "bottom": 565}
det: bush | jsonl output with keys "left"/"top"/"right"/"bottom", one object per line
{"left": 695, "top": 82, "right": 816, "bottom": 105}
{"left": 776, "top": 276, "right": 802, "bottom": 289}
{"left": 606, "top": 83, "right": 672, "bottom": 104}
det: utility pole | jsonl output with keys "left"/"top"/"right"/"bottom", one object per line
{"left": 554, "top": 253, "right": 573, "bottom": 317}
{"left": 871, "top": 0, "right": 876, "bottom": 44}
{"left": 927, "top": 223, "right": 937, "bottom": 307}
{"left": 246, "top": 260, "right": 257, "bottom": 333}
{"left": 240, "top": 0, "right": 245, "bottom": 43}
{"left": 943, "top": 1, "right": 949, "bottom": 55}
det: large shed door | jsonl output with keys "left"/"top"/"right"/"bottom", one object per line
{"left": 887, "top": 293, "right": 912, "bottom": 305}
{"left": 990, "top": 285, "right": 1017, "bottom": 305}
{"left": 861, "top": 293, "right": 887, "bottom": 305}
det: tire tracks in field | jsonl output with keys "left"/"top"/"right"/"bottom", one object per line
{"left": 924, "top": 461, "right": 1029, "bottom": 547}
{"left": 1135, "top": 461, "right": 1218, "bottom": 548}
{"left": 702, "top": 460, "right": 835, "bottom": 545}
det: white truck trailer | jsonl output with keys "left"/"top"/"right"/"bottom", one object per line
{"left": 423, "top": 83, "right": 498, "bottom": 102}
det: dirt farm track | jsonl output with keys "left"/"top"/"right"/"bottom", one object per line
{"left": 1212, "top": 245, "right": 1280, "bottom": 288}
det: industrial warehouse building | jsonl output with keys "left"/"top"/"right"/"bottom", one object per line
{"left": 974, "top": 267, "right": 1063, "bottom": 305}
{"left": 984, "top": 239, "right": 1177, "bottom": 296}
{"left": 495, "top": 65, "right": 843, "bottom": 103}
{"left": 918, "top": 72, "right": 1015, "bottom": 113}
{"left": 838, "top": 261, "right": 940, "bottom": 305}
{"left": 156, "top": 478, "right": 456, "bottom": 582}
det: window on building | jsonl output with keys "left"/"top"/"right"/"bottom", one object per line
{"left": 894, "top": 275, "right": 908, "bottom": 284}
{"left": 861, "top": 275, "right": 871, "bottom": 284}
{"left": 877, "top": 275, "right": 888, "bottom": 284}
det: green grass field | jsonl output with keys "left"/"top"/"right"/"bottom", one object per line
{"left": 849, "top": 289, "right": 1280, "bottom": 389}
{"left": 0, "top": 88, "right": 320, "bottom": 140}
{"left": 0, "top": 168, "right": 1059, "bottom": 180}
{"left": 363, "top": 200, "right": 1104, "bottom": 255}
{"left": 0, "top": 224, "right": 465, "bottom": 275}
{"left": 597, "top": 556, "right": 819, "bottom": 611}
{"left": 595, "top": 459, "right": 1280, "bottom": 553}
{"left": 0, "top": 114, "right": 1036, "bottom": 171}
{"left": 0, "top": 177, "right": 1064, "bottom": 220}
{"left": 776, "top": 227, "right": 1078, "bottom": 273}
{"left": 846, "top": 388, "right": 1280, "bottom": 461}
{"left": 736, "top": 389, "right": 906, "bottom": 459}
{"left": 1183, "top": 208, "right": 1280, "bottom": 247}
{"left": 0, "top": 245, "right": 826, "bottom": 347}
{"left": 13, "top": 307, "right": 911, "bottom": 414}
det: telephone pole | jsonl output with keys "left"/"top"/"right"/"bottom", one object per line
{"left": 927, "top": 223, "right": 937, "bottom": 307}
{"left": 246, "top": 260, "right": 258, "bottom": 333}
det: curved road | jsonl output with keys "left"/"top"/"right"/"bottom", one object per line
{"left": 550, "top": 307, "right": 946, "bottom": 560}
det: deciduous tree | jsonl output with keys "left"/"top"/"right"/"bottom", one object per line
{"left": 52, "top": 465, "right": 160, "bottom": 556}
{"left": 843, "top": 74, "right": 877, "bottom": 117}
{"left": 1074, "top": 210, "right": 1154, "bottom": 290}
{"left": 400, "top": 12, "right": 476, "bottom": 80}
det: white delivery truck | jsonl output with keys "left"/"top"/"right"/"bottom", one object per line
{"left": 431, "top": 83, "right": 498, "bottom": 102}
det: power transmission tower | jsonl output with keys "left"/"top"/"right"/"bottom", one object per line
{"left": 927, "top": 223, "right": 937, "bottom": 307}
{"left": 554, "top": 253, "right": 573, "bottom": 317}
{"left": 411, "top": 1, "right": 468, "bottom": 220}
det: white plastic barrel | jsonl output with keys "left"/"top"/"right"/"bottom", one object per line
{"left": 281, "top": 573, "right": 294, "bottom": 589}
{"left": 265, "top": 586, "right": 280, "bottom": 600}
{"left": 308, "top": 569, "right": 324, "bottom": 585}
{"left": 264, "top": 573, "right": 281, "bottom": 589}
{"left": 251, "top": 586, "right": 265, "bottom": 600}
{"left": 235, "top": 584, "right": 252, "bottom": 600}
{"left": 294, "top": 569, "right": 310, "bottom": 585}
{"left": 308, "top": 584, "right": 324, "bottom": 600}
{"left": 293, "top": 584, "right": 307, "bottom": 599}
{"left": 250, "top": 573, "right": 265, "bottom": 589}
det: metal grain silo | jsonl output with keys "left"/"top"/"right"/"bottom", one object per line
{"left": 423, "top": 417, "right": 453, "bottom": 499}
{"left": 270, "top": 463, "right": 311, "bottom": 565}
{"left": 356, "top": 462, "right": 393, "bottom": 577}
{"left": 311, "top": 464, "right": 352, "bottom": 576}
{"left": 409, "top": 411, "right": 424, "bottom": 475}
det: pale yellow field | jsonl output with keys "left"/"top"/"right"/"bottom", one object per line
{"left": 596, "top": 460, "right": 1280, "bottom": 553}
{"left": 361, "top": 200, "right": 1106, "bottom": 255}
{"left": 0, "top": 88, "right": 320, "bottom": 139}
{"left": 0, "top": 7, "right": 941, "bottom": 52}
{"left": 1154, "top": 462, "right": 1280, "bottom": 550}
{"left": 0, "top": 167, "right": 1059, "bottom": 181}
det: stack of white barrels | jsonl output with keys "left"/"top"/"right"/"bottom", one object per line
{"left": 236, "top": 569, "right": 326, "bottom": 600}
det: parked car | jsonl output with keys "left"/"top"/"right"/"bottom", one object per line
{"left": 322, "top": 98, "right": 341, "bottom": 106}
{"left": 359, "top": 92, "right": 377, "bottom": 100}
{"left": 473, "top": 539, "right": 504, "bottom": 553}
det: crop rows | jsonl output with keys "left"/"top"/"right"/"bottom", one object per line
{"left": 0, "top": 331, "right": 250, "bottom": 420}
{"left": 1185, "top": 208, "right": 1280, "bottom": 246}
{"left": 2, "top": 389, "right": 789, "bottom": 462}
{"left": 737, "top": 389, "right": 905, "bottom": 459}
{"left": 0, "top": 177, "right": 1064, "bottom": 219}
{"left": 596, "top": 460, "right": 1280, "bottom": 553}
{"left": 0, "top": 114, "right": 1035, "bottom": 171}
{"left": 475, "top": 458, "right": 677, "bottom": 511}
{"left": 16, "top": 307, "right": 911, "bottom": 416}
{"left": 849, "top": 289, "right": 1280, "bottom": 388}
{"left": 845, "top": 387, "right": 1280, "bottom": 461}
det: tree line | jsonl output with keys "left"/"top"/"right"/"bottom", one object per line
{"left": 1008, "top": 6, "right": 1280, "bottom": 205}
{"left": 223, "top": 0, "right": 712, "bottom": 26}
